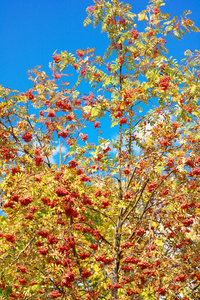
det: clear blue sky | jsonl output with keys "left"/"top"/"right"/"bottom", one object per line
{"left": 0, "top": 0, "right": 199, "bottom": 92}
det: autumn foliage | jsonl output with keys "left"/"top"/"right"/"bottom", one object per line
{"left": 0, "top": 0, "right": 200, "bottom": 299}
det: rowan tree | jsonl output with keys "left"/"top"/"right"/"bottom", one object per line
{"left": 0, "top": 0, "right": 200, "bottom": 299}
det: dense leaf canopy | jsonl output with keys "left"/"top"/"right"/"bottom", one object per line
{"left": 0, "top": 0, "right": 200, "bottom": 299}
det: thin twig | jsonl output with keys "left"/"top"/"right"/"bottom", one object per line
{"left": 10, "top": 235, "right": 36, "bottom": 265}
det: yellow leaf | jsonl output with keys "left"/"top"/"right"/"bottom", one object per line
{"left": 138, "top": 12, "right": 148, "bottom": 21}
{"left": 151, "top": 221, "right": 157, "bottom": 228}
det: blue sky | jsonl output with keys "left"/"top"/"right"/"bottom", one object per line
{"left": 0, "top": 0, "right": 199, "bottom": 92}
